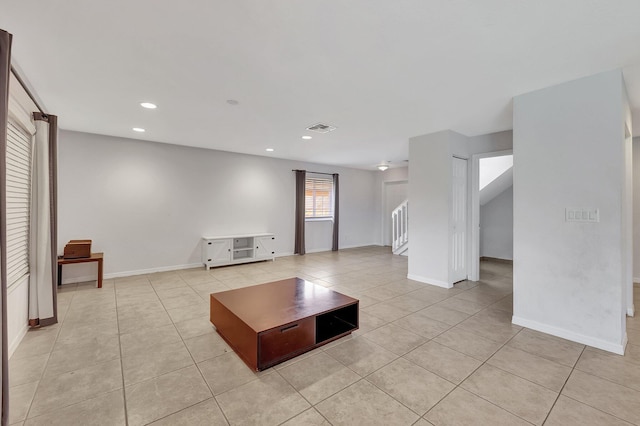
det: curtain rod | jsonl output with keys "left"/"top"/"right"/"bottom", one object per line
{"left": 292, "top": 169, "right": 338, "bottom": 176}
{"left": 10, "top": 66, "right": 44, "bottom": 114}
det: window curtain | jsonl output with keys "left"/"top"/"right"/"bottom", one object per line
{"left": 294, "top": 170, "right": 306, "bottom": 255}
{"left": 332, "top": 173, "right": 339, "bottom": 251}
{"left": 0, "top": 28, "right": 12, "bottom": 426}
{"left": 28, "top": 113, "right": 58, "bottom": 327}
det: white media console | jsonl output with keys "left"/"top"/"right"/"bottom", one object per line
{"left": 202, "top": 233, "right": 275, "bottom": 269}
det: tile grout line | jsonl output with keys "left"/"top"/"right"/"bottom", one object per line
{"left": 114, "top": 277, "right": 131, "bottom": 426}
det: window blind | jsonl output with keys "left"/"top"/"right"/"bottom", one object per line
{"left": 305, "top": 177, "right": 333, "bottom": 218}
{"left": 6, "top": 119, "right": 32, "bottom": 287}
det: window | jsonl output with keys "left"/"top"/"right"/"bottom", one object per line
{"left": 305, "top": 176, "right": 333, "bottom": 219}
{"left": 6, "top": 117, "right": 32, "bottom": 287}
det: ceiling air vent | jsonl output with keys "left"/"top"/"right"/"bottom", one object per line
{"left": 306, "top": 123, "right": 337, "bottom": 134}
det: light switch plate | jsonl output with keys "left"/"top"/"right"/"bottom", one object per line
{"left": 565, "top": 208, "right": 599, "bottom": 223}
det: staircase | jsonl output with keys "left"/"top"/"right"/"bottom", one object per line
{"left": 392, "top": 199, "right": 408, "bottom": 256}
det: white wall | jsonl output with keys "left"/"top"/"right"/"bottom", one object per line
{"left": 58, "top": 130, "right": 379, "bottom": 280}
{"left": 408, "top": 130, "right": 512, "bottom": 287}
{"left": 480, "top": 186, "right": 513, "bottom": 260}
{"left": 513, "top": 70, "right": 630, "bottom": 354}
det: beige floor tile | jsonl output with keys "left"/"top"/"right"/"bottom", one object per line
{"left": 386, "top": 294, "right": 434, "bottom": 312}
{"left": 9, "top": 380, "right": 39, "bottom": 424}
{"left": 460, "top": 364, "right": 558, "bottom": 425}
{"left": 119, "top": 324, "right": 181, "bottom": 357}
{"left": 405, "top": 288, "right": 449, "bottom": 305}
{"left": 404, "top": 341, "right": 482, "bottom": 384}
{"left": 278, "top": 352, "right": 360, "bottom": 404}
{"left": 44, "top": 335, "right": 120, "bottom": 378}
{"left": 452, "top": 289, "right": 504, "bottom": 305}
{"left": 11, "top": 328, "right": 58, "bottom": 360}
{"left": 280, "top": 408, "right": 330, "bottom": 425}
{"left": 9, "top": 354, "right": 48, "bottom": 387}
{"left": 367, "top": 357, "right": 455, "bottom": 415}
{"left": 575, "top": 346, "right": 640, "bottom": 392}
{"left": 356, "top": 311, "right": 388, "bottom": 334}
{"left": 455, "top": 315, "right": 520, "bottom": 344}
{"left": 166, "top": 302, "right": 210, "bottom": 323}
{"left": 215, "top": 372, "right": 310, "bottom": 425}
{"left": 118, "top": 311, "right": 173, "bottom": 334}
{"left": 315, "top": 380, "right": 419, "bottom": 426}
{"left": 174, "top": 316, "right": 215, "bottom": 340}
{"left": 507, "top": 328, "right": 584, "bottom": 367}
{"left": 361, "top": 302, "right": 408, "bottom": 323}
{"left": 435, "top": 296, "right": 488, "bottom": 315}
{"left": 545, "top": 395, "right": 633, "bottom": 426}
{"left": 24, "top": 389, "right": 125, "bottom": 426}
{"left": 198, "top": 352, "right": 259, "bottom": 395}
{"left": 627, "top": 327, "right": 640, "bottom": 345}
{"left": 184, "top": 332, "right": 231, "bottom": 363}
{"left": 123, "top": 340, "right": 194, "bottom": 386}
{"left": 126, "top": 365, "right": 212, "bottom": 426}
{"left": 29, "top": 359, "right": 122, "bottom": 418}
{"left": 487, "top": 345, "right": 572, "bottom": 392}
{"left": 425, "top": 387, "right": 530, "bottom": 426}
{"left": 149, "top": 398, "right": 228, "bottom": 425}
{"left": 433, "top": 327, "right": 503, "bottom": 361}
{"left": 324, "top": 336, "right": 398, "bottom": 376}
{"left": 392, "top": 311, "right": 452, "bottom": 339}
{"left": 363, "top": 286, "right": 404, "bottom": 302}
{"left": 362, "top": 323, "right": 427, "bottom": 355}
{"left": 562, "top": 369, "right": 640, "bottom": 424}
{"left": 55, "top": 320, "right": 119, "bottom": 347}
{"left": 418, "top": 304, "right": 471, "bottom": 326}
{"left": 160, "top": 294, "right": 204, "bottom": 310}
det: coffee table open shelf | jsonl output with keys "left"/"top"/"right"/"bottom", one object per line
{"left": 210, "top": 277, "right": 359, "bottom": 371}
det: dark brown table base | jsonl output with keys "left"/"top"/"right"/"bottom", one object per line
{"left": 210, "top": 277, "right": 359, "bottom": 371}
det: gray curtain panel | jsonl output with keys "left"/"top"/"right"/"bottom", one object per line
{"left": 0, "top": 28, "right": 12, "bottom": 426}
{"left": 332, "top": 174, "right": 339, "bottom": 251}
{"left": 294, "top": 170, "right": 306, "bottom": 255}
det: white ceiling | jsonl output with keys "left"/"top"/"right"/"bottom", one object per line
{"left": 3, "top": 1, "right": 640, "bottom": 170}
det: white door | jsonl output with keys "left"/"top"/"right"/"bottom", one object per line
{"left": 255, "top": 235, "right": 276, "bottom": 259}
{"left": 207, "top": 239, "right": 231, "bottom": 264}
{"left": 383, "top": 181, "right": 408, "bottom": 246}
{"left": 451, "top": 157, "right": 468, "bottom": 283}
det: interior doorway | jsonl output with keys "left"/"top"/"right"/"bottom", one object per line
{"left": 382, "top": 180, "right": 408, "bottom": 246}
{"left": 470, "top": 150, "right": 513, "bottom": 281}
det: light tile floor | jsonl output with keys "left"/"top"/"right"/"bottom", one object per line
{"left": 8, "top": 246, "right": 640, "bottom": 425}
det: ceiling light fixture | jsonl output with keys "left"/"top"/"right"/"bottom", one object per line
{"left": 132, "top": 127, "right": 145, "bottom": 133}
{"left": 140, "top": 102, "right": 157, "bottom": 109}
{"left": 266, "top": 148, "right": 274, "bottom": 152}
{"left": 301, "top": 136, "right": 312, "bottom": 140}
{"left": 377, "top": 164, "right": 389, "bottom": 171}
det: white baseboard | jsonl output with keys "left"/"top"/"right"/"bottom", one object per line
{"left": 61, "top": 262, "right": 203, "bottom": 284}
{"left": 406, "top": 274, "right": 452, "bottom": 289}
{"left": 512, "top": 315, "right": 626, "bottom": 355}
{"left": 628, "top": 304, "right": 635, "bottom": 317}
{"left": 634, "top": 277, "right": 640, "bottom": 284}
{"left": 61, "top": 243, "right": 380, "bottom": 284}
{"left": 9, "top": 323, "right": 28, "bottom": 359}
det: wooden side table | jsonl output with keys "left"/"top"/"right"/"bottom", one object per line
{"left": 57, "top": 252, "right": 104, "bottom": 288}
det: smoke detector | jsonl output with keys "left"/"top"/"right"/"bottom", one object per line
{"left": 306, "top": 123, "right": 337, "bottom": 134}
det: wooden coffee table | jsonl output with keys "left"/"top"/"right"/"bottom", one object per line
{"left": 210, "top": 277, "right": 359, "bottom": 371}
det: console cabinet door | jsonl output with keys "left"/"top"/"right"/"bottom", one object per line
{"left": 255, "top": 235, "right": 275, "bottom": 259}
{"left": 206, "top": 239, "right": 231, "bottom": 264}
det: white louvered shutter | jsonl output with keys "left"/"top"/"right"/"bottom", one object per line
{"left": 6, "top": 118, "right": 32, "bottom": 287}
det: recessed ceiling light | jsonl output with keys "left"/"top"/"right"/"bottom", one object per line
{"left": 133, "top": 127, "right": 145, "bottom": 133}
{"left": 265, "top": 148, "right": 274, "bottom": 152}
{"left": 301, "top": 136, "right": 312, "bottom": 140}
{"left": 226, "top": 99, "right": 239, "bottom": 105}
{"left": 140, "top": 102, "right": 157, "bottom": 109}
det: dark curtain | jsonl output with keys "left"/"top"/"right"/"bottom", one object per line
{"left": 332, "top": 173, "right": 339, "bottom": 251}
{"left": 0, "top": 28, "right": 12, "bottom": 426}
{"left": 48, "top": 115, "right": 58, "bottom": 321}
{"left": 294, "top": 170, "right": 306, "bottom": 255}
